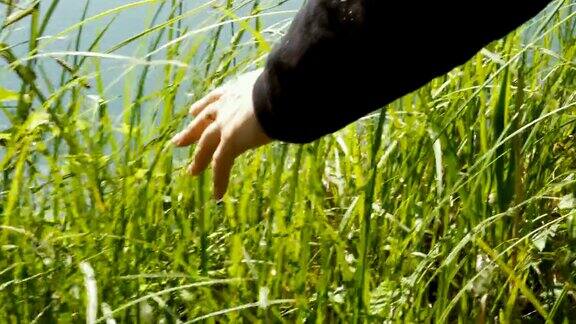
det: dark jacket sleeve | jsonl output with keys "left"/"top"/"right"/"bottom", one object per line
{"left": 252, "top": 0, "right": 552, "bottom": 143}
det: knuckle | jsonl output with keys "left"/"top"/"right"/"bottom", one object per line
{"left": 220, "top": 133, "right": 237, "bottom": 154}
{"left": 205, "top": 124, "right": 219, "bottom": 137}
{"left": 214, "top": 88, "right": 225, "bottom": 96}
{"left": 211, "top": 158, "right": 219, "bottom": 171}
{"left": 206, "top": 110, "right": 217, "bottom": 121}
{"left": 197, "top": 133, "right": 208, "bottom": 146}
{"left": 198, "top": 134, "right": 211, "bottom": 148}
{"left": 213, "top": 149, "right": 224, "bottom": 163}
{"left": 220, "top": 129, "right": 233, "bottom": 143}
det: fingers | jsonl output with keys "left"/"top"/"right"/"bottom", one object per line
{"left": 171, "top": 104, "right": 218, "bottom": 146}
{"left": 172, "top": 72, "right": 269, "bottom": 200}
{"left": 188, "top": 123, "right": 221, "bottom": 176}
{"left": 212, "top": 140, "right": 236, "bottom": 200}
{"left": 189, "top": 88, "right": 223, "bottom": 116}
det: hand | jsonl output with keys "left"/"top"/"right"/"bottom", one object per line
{"left": 171, "top": 69, "right": 273, "bottom": 200}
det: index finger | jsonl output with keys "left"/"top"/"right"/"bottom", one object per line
{"left": 189, "top": 88, "right": 224, "bottom": 116}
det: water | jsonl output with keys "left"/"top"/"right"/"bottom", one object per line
{"left": 0, "top": 0, "right": 300, "bottom": 126}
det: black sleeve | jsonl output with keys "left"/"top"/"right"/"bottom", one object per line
{"left": 252, "top": 0, "right": 552, "bottom": 143}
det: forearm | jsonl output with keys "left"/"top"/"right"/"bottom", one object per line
{"left": 253, "top": 0, "right": 552, "bottom": 143}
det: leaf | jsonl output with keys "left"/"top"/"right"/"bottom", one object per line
{"left": 134, "top": 168, "right": 148, "bottom": 180}
{"left": 532, "top": 232, "right": 547, "bottom": 251}
{"left": 480, "top": 48, "right": 505, "bottom": 65}
{"left": 558, "top": 194, "right": 575, "bottom": 210}
{"left": 493, "top": 67, "right": 512, "bottom": 211}
{"left": 2, "top": 1, "right": 38, "bottom": 28}
{"left": 432, "top": 136, "right": 443, "bottom": 196}
{"left": 532, "top": 224, "right": 560, "bottom": 252}
{"left": 26, "top": 111, "right": 50, "bottom": 131}
{"left": 0, "top": 43, "right": 37, "bottom": 83}
{"left": 0, "top": 87, "right": 18, "bottom": 102}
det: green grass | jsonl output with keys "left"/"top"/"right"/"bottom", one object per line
{"left": 1, "top": 0, "right": 576, "bottom": 322}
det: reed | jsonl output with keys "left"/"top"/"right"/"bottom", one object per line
{"left": 0, "top": 0, "right": 575, "bottom": 322}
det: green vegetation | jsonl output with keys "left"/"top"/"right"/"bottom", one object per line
{"left": 1, "top": 0, "right": 576, "bottom": 322}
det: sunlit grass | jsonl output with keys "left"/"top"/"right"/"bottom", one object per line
{"left": 1, "top": 0, "right": 575, "bottom": 322}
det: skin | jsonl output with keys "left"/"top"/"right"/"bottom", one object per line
{"left": 170, "top": 69, "right": 273, "bottom": 200}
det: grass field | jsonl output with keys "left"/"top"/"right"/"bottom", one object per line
{"left": 1, "top": 0, "right": 576, "bottom": 322}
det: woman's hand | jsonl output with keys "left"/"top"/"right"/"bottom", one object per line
{"left": 171, "top": 69, "right": 273, "bottom": 200}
